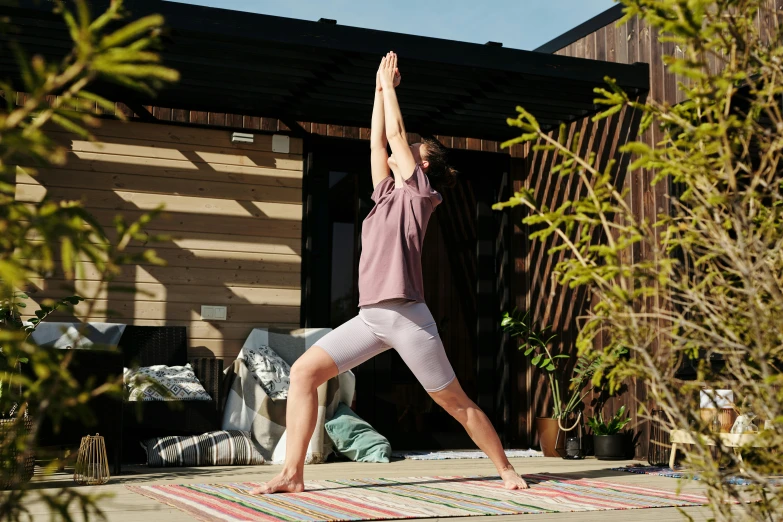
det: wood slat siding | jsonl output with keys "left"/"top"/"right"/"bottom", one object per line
{"left": 113, "top": 104, "right": 510, "bottom": 156}
{"left": 16, "top": 119, "right": 303, "bottom": 361}
{"left": 538, "top": 3, "right": 782, "bottom": 457}
{"left": 511, "top": 103, "right": 644, "bottom": 451}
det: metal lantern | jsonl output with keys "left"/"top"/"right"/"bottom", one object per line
{"left": 648, "top": 409, "right": 671, "bottom": 467}
{"left": 557, "top": 412, "right": 585, "bottom": 460}
{"left": 74, "top": 434, "right": 110, "bottom": 485}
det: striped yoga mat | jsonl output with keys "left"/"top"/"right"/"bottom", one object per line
{"left": 127, "top": 474, "right": 710, "bottom": 521}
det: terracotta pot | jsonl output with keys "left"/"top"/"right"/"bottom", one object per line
{"left": 536, "top": 417, "right": 565, "bottom": 457}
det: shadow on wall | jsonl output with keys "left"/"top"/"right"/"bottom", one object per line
{"left": 18, "top": 120, "right": 305, "bottom": 363}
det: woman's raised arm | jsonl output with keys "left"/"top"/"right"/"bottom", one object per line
{"left": 379, "top": 52, "right": 416, "bottom": 181}
{"left": 369, "top": 71, "right": 390, "bottom": 189}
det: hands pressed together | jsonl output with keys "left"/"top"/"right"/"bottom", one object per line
{"left": 376, "top": 51, "right": 401, "bottom": 92}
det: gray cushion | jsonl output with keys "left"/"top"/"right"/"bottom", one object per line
{"left": 29, "top": 322, "right": 126, "bottom": 350}
{"left": 236, "top": 328, "right": 355, "bottom": 407}
{"left": 240, "top": 328, "right": 332, "bottom": 366}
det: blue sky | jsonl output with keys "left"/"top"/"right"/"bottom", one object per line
{"left": 168, "top": 0, "right": 617, "bottom": 51}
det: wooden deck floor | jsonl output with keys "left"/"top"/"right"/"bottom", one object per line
{"left": 20, "top": 457, "right": 733, "bottom": 521}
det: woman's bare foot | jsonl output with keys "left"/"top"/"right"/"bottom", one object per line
{"left": 500, "top": 469, "right": 529, "bottom": 490}
{"left": 249, "top": 471, "right": 305, "bottom": 495}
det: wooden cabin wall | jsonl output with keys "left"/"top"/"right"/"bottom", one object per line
{"left": 508, "top": 103, "right": 642, "bottom": 451}
{"left": 16, "top": 119, "right": 303, "bottom": 363}
{"left": 124, "top": 106, "right": 508, "bottom": 157}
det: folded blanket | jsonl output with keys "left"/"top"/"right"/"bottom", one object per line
{"left": 221, "top": 358, "right": 342, "bottom": 463}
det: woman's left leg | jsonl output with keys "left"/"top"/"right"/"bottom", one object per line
{"left": 428, "top": 379, "right": 528, "bottom": 490}
{"left": 388, "top": 302, "right": 528, "bottom": 490}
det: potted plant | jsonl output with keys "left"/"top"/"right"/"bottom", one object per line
{"left": 587, "top": 405, "right": 632, "bottom": 460}
{"left": 502, "top": 309, "right": 598, "bottom": 457}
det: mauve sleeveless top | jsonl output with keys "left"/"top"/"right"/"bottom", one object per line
{"left": 358, "top": 165, "right": 442, "bottom": 307}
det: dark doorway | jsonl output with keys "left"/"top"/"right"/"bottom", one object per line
{"left": 302, "top": 136, "right": 511, "bottom": 449}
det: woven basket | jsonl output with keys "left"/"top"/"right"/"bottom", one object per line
{"left": 0, "top": 415, "right": 36, "bottom": 490}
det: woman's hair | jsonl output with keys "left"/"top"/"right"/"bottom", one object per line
{"left": 421, "top": 137, "right": 457, "bottom": 190}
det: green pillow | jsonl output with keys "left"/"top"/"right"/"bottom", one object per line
{"left": 325, "top": 403, "right": 391, "bottom": 463}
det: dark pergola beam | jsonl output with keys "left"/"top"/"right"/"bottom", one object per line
{"left": 279, "top": 119, "right": 309, "bottom": 137}
{"left": 123, "top": 102, "right": 156, "bottom": 122}
{"left": 1, "top": 1, "right": 650, "bottom": 142}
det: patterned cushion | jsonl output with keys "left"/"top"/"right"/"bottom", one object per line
{"left": 238, "top": 345, "right": 291, "bottom": 400}
{"left": 142, "top": 430, "right": 265, "bottom": 467}
{"left": 124, "top": 363, "right": 212, "bottom": 401}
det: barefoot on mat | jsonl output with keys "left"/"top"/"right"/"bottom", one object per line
{"left": 250, "top": 472, "right": 305, "bottom": 495}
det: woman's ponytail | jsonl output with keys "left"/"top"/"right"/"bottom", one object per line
{"left": 421, "top": 137, "right": 457, "bottom": 190}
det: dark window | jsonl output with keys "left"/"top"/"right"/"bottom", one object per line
{"left": 327, "top": 171, "right": 358, "bottom": 328}
{"left": 330, "top": 222, "right": 355, "bottom": 327}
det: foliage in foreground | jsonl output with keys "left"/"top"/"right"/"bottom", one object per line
{"left": 0, "top": 1, "right": 177, "bottom": 520}
{"left": 495, "top": 0, "right": 783, "bottom": 519}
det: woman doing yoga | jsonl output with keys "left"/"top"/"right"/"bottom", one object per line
{"left": 252, "top": 52, "right": 529, "bottom": 494}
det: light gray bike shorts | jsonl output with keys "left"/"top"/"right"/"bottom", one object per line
{"left": 316, "top": 299, "right": 456, "bottom": 392}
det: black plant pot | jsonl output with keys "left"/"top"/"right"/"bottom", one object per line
{"left": 593, "top": 434, "right": 628, "bottom": 460}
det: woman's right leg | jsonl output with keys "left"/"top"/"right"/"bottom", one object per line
{"left": 250, "top": 346, "right": 338, "bottom": 494}
{"left": 252, "top": 314, "right": 386, "bottom": 495}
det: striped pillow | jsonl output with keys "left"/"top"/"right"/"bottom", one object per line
{"left": 143, "top": 430, "right": 265, "bottom": 467}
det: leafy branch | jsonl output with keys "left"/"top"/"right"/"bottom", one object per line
{"left": 494, "top": 1, "right": 783, "bottom": 518}
{"left": 0, "top": 0, "right": 175, "bottom": 518}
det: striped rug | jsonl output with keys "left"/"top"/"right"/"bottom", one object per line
{"left": 613, "top": 465, "right": 783, "bottom": 486}
{"left": 127, "top": 474, "right": 710, "bottom": 521}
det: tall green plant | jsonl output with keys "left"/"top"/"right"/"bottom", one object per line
{"left": 502, "top": 309, "right": 599, "bottom": 420}
{"left": 0, "top": 0, "right": 177, "bottom": 519}
{"left": 494, "top": 1, "right": 783, "bottom": 519}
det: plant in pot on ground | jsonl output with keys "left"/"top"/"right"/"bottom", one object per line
{"left": 502, "top": 309, "right": 598, "bottom": 457}
{"left": 588, "top": 405, "right": 632, "bottom": 460}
